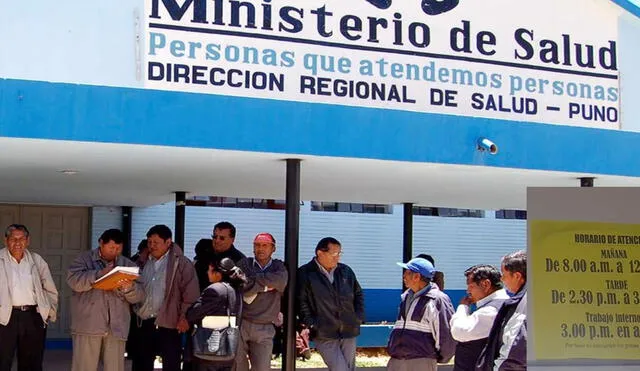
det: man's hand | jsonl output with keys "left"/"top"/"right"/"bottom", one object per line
{"left": 117, "top": 279, "right": 134, "bottom": 292}
{"left": 177, "top": 317, "right": 190, "bottom": 333}
{"left": 459, "top": 295, "right": 474, "bottom": 306}
{"left": 97, "top": 262, "right": 115, "bottom": 278}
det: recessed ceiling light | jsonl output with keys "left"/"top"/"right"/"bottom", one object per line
{"left": 58, "top": 169, "right": 79, "bottom": 175}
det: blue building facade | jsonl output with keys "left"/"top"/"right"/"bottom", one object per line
{"left": 1, "top": 0, "right": 640, "bottom": 364}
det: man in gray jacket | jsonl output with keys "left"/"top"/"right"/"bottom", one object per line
{"left": 67, "top": 228, "right": 144, "bottom": 371}
{"left": 0, "top": 224, "right": 58, "bottom": 371}
{"left": 236, "top": 233, "right": 288, "bottom": 371}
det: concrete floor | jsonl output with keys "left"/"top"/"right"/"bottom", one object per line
{"left": 12, "top": 350, "right": 135, "bottom": 371}
{"left": 23, "top": 350, "right": 454, "bottom": 370}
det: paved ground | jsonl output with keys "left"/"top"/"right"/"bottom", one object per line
{"left": 24, "top": 350, "right": 454, "bottom": 370}
{"left": 13, "top": 350, "right": 134, "bottom": 371}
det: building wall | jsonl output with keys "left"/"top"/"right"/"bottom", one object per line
{"left": 127, "top": 202, "right": 525, "bottom": 321}
{"left": 0, "top": 1, "right": 140, "bottom": 88}
{"left": 90, "top": 206, "right": 123, "bottom": 249}
{"left": 2, "top": 1, "right": 640, "bottom": 179}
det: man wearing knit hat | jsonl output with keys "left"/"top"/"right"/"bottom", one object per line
{"left": 236, "top": 233, "right": 288, "bottom": 371}
{"left": 386, "top": 257, "right": 457, "bottom": 371}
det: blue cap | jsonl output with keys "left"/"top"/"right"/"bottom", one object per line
{"left": 397, "top": 258, "right": 436, "bottom": 279}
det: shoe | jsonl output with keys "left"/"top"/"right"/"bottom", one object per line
{"left": 302, "top": 349, "right": 312, "bottom": 360}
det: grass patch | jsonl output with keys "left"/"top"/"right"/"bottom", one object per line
{"left": 270, "top": 348, "right": 390, "bottom": 368}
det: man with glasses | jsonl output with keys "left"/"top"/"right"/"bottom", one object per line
{"left": 297, "top": 237, "right": 365, "bottom": 371}
{"left": 0, "top": 224, "right": 58, "bottom": 371}
{"left": 195, "top": 221, "right": 246, "bottom": 292}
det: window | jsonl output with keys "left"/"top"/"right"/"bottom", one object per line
{"left": 412, "top": 206, "right": 439, "bottom": 216}
{"left": 438, "top": 208, "right": 485, "bottom": 218}
{"left": 496, "top": 209, "right": 527, "bottom": 219}
{"left": 413, "top": 207, "right": 484, "bottom": 218}
{"left": 186, "top": 196, "right": 286, "bottom": 210}
{"left": 311, "top": 201, "right": 392, "bottom": 214}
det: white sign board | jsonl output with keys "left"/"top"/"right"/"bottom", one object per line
{"left": 144, "top": 0, "right": 621, "bottom": 129}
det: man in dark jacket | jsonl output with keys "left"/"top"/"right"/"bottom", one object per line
{"left": 476, "top": 250, "right": 527, "bottom": 371}
{"left": 195, "top": 221, "right": 246, "bottom": 292}
{"left": 297, "top": 237, "right": 365, "bottom": 371}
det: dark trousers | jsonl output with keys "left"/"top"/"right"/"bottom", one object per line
{"left": 0, "top": 307, "right": 46, "bottom": 371}
{"left": 131, "top": 318, "right": 182, "bottom": 371}
{"left": 125, "top": 309, "right": 138, "bottom": 359}
{"left": 182, "top": 330, "right": 193, "bottom": 371}
{"left": 193, "top": 359, "right": 231, "bottom": 371}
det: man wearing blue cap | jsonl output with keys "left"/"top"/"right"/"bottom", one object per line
{"left": 386, "top": 258, "right": 456, "bottom": 371}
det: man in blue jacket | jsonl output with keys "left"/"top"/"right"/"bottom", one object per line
{"left": 387, "top": 257, "right": 456, "bottom": 371}
{"left": 297, "top": 237, "right": 365, "bottom": 371}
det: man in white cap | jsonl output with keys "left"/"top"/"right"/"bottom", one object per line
{"left": 386, "top": 257, "right": 456, "bottom": 371}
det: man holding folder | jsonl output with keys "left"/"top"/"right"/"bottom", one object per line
{"left": 67, "top": 228, "right": 145, "bottom": 371}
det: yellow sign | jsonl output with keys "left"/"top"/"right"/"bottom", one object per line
{"left": 531, "top": 220, "right": 640, "bottom": 360}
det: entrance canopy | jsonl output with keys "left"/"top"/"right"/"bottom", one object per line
{"left": 2, "top": 137, "right": 639, "bottom": 209}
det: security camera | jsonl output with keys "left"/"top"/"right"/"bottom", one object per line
{"left": 477, "top": 138, "right": 498, "bottom": 155}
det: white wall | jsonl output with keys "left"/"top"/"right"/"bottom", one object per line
{"left": 413, "top": 215, "right": 526, "bottom": 288}
{"left": 0, "top": 1, "right": 142, "bottom": 87}
{"left": 127, "top": 202, "right": 526, "bottom": 290}
{"left": 90, "top": 206, "right": 123, "bottom": 249}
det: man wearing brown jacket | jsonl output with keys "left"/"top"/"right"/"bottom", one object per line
{"left": 132, "top": 225, "right": 200, "bottom": 371}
